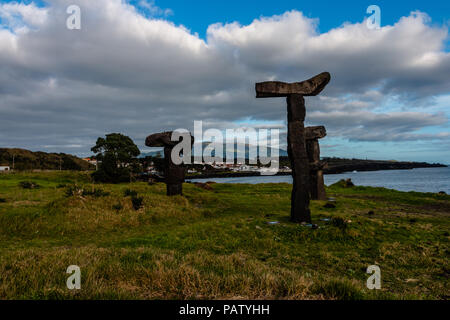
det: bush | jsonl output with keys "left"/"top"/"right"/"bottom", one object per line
{"left": 112, "top": 203, "right": 123, "bottom": 212}
{"left": 19, "top": 181, "right": 40, "bottom": 189}
{"left": 82, "top": 188, "right": 110, "bottom": 198}
{"left": 91, "top": 166, "right": 132, "bottom": 183}
{"left": 331, "top": 217, "right": 348, "bottom": 232}
{"left": 65, "top": 185, "right": 83, "bottom": 197}
{"left": 131, "top": 196, "right": 144, "bottom": 211}
{"left": 331, "top": 179, "right": 355, "bottom": 188}
{"left": 0, "top": 198, "right": 6, "bottom": 203}
{"left": 90, "top": 169, "right": 111, "bottom": 183}
{"left": 65, "top": 185, "right": 110, "bottom": 198}
{"left": 123, "top": 189, "right": 138, "bottom": 198}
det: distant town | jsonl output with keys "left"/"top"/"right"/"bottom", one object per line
{"left": 0, "top": 148, "right": 446, "bottom": 179}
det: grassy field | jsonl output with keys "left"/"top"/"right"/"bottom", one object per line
{"left": 0, "top": 171, "right": 448, "bottom": 300}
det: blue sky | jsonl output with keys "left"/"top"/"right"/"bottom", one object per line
{"left": 129, "top": 0, "right": 450, "bottom": 39}
{"left": 7, "top": 0, "right": 449, "bottom": 39}
{"left": 0, "top": 0, "right": 449, "bottom": 163}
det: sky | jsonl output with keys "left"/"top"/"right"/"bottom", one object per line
{"left": 0, "top": 0, "right": 449, "bottom": 163}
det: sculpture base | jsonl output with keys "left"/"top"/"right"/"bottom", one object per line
{"left": 314, "top": 170, "right": 327, "bottom": 201}
{"left": 167, "top": 183, "right": 183, "bottom": 196}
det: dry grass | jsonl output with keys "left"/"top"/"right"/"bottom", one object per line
{"left": 0, "top": 171, "right": 448, "bottom": 300}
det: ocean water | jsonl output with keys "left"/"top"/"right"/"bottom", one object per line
{"left": 188, "top": 167, "right": 450, "bottom": 194}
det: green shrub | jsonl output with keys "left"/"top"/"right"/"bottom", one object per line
{"left": 331, "top": 217, "right": 348, "bottom": 232}
{"left": 131, "top": 196, "right": 144, "bottom": 211}
{"left": 65, "top": 185, "right": 110, "bottom": 198}
{"left": 123, "top": 189, "right": 143, "bottom": 210}
{"left": 112, "top": 203, "right": 123, "bottom": 212}
{"left": 65, "top": 184, "right": 84, "bottom": 197}
{"left": 82, "top": 188, "right": 110, "bottom": 198}
{"left": 123, "top": 189, "right": 138, "bottom": 198}
{"left": 331, "top": 179, "right": 355, "bottom": 188}
{"left": 18, "top": 181, "right": 40, "bottom": 189}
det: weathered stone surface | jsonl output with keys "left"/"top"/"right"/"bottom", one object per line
{"left": 145, "top": 132, "right": 178, "bottom": 148}
{"left": 287, "top": 94, "right": 311, "bottom": 223}
{"left": 145, "top": 131, "right": 193, "bottom": 196}
{"left": 309, "top": 160, "right": 327, "bottom": 171}
{"left": 255, "top": 72, "right": 331, "bottom": 223}
{"left": 305, "top": 126, "right": 327, "bottom": 140}
{"left": 306, "top": 126, "right": 327, "bottom": 201}
{"left": 256, "top": 72, "right": 331, "bottom": 98}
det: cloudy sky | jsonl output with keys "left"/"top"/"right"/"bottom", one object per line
{"left": 0, "top": 0, "right": 449, "bottom": 162}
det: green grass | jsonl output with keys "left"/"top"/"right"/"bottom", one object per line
{"left": 0, "top": 171, "right": 448, "bottom": 300}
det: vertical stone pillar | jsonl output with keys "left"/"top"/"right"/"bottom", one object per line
{"left": 287, "top": 94, "right": 311, "bottom": 223}
{"left": 255, "top": 72, "right": 331, "bottom": 223}
{"left": 163, "top": 146, "right": 186, "bottom": 196}
{"left": 305, "top": 126, "right": 327, "bottom": 201}
{"left": 146, "top": 131, "right": 193, "bottom": 196}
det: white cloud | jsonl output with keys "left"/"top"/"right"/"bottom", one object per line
{"left": 0, "top": 0, "right": 448, "bottom": 159}
{"left": 0, "top": 2, "right": 48, "bottom": 33}
{"left": 137, "top": 0, "right": 173, "bottom": 17}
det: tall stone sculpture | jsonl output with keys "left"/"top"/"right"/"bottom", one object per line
{"left": 145, "top": 131, "right": 194, "bottom": 196}
{"left": 256, "top": 72, "right": 331, "bottom": 223}
{"left": 305, "top": 126, "right": 327, "bottom": 201}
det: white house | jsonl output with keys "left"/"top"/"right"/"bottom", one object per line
{"left": 0, "top": 166, "right": 10, "bottom": 172}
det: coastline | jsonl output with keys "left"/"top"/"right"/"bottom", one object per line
{"left": 187, "top": 162, "right": 447, "bottom": 180}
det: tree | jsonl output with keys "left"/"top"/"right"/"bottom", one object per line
{"left": 91, "top": 133, "right": 140, "bottom": 183}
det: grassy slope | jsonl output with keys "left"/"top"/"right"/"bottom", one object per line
{"left": 0, "top": 148, "right": 93, "bottom": 171}
{"left": 0, "top": 172, "right": 448, "bottom": 300}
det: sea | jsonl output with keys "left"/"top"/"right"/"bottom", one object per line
{"left": 188, "top": 167, "right": 450, "bottom": 194}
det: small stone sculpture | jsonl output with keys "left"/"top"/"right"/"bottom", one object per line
{"left": 145, "top": 131, "right": 194, "bottom": 196}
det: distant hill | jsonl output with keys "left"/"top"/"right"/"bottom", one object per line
{"left": 0, "top": 148, "right": 94, "bottom": 171}
{"left": 140, "top": 143, "right": 289, "bottom": 159}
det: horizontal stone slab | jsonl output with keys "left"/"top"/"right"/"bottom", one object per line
{"left": 256, "top": 72, "right": 331, "bottom": 98}
{"left": 305, "top": 126, "right": 327, "bottom": 140}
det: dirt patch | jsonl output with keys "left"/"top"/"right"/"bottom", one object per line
{"left": 407, "top": 203, "right": 450, "bottom": 216}
{"left": 193, "top": 182, "right": 215, "bottom": 191}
